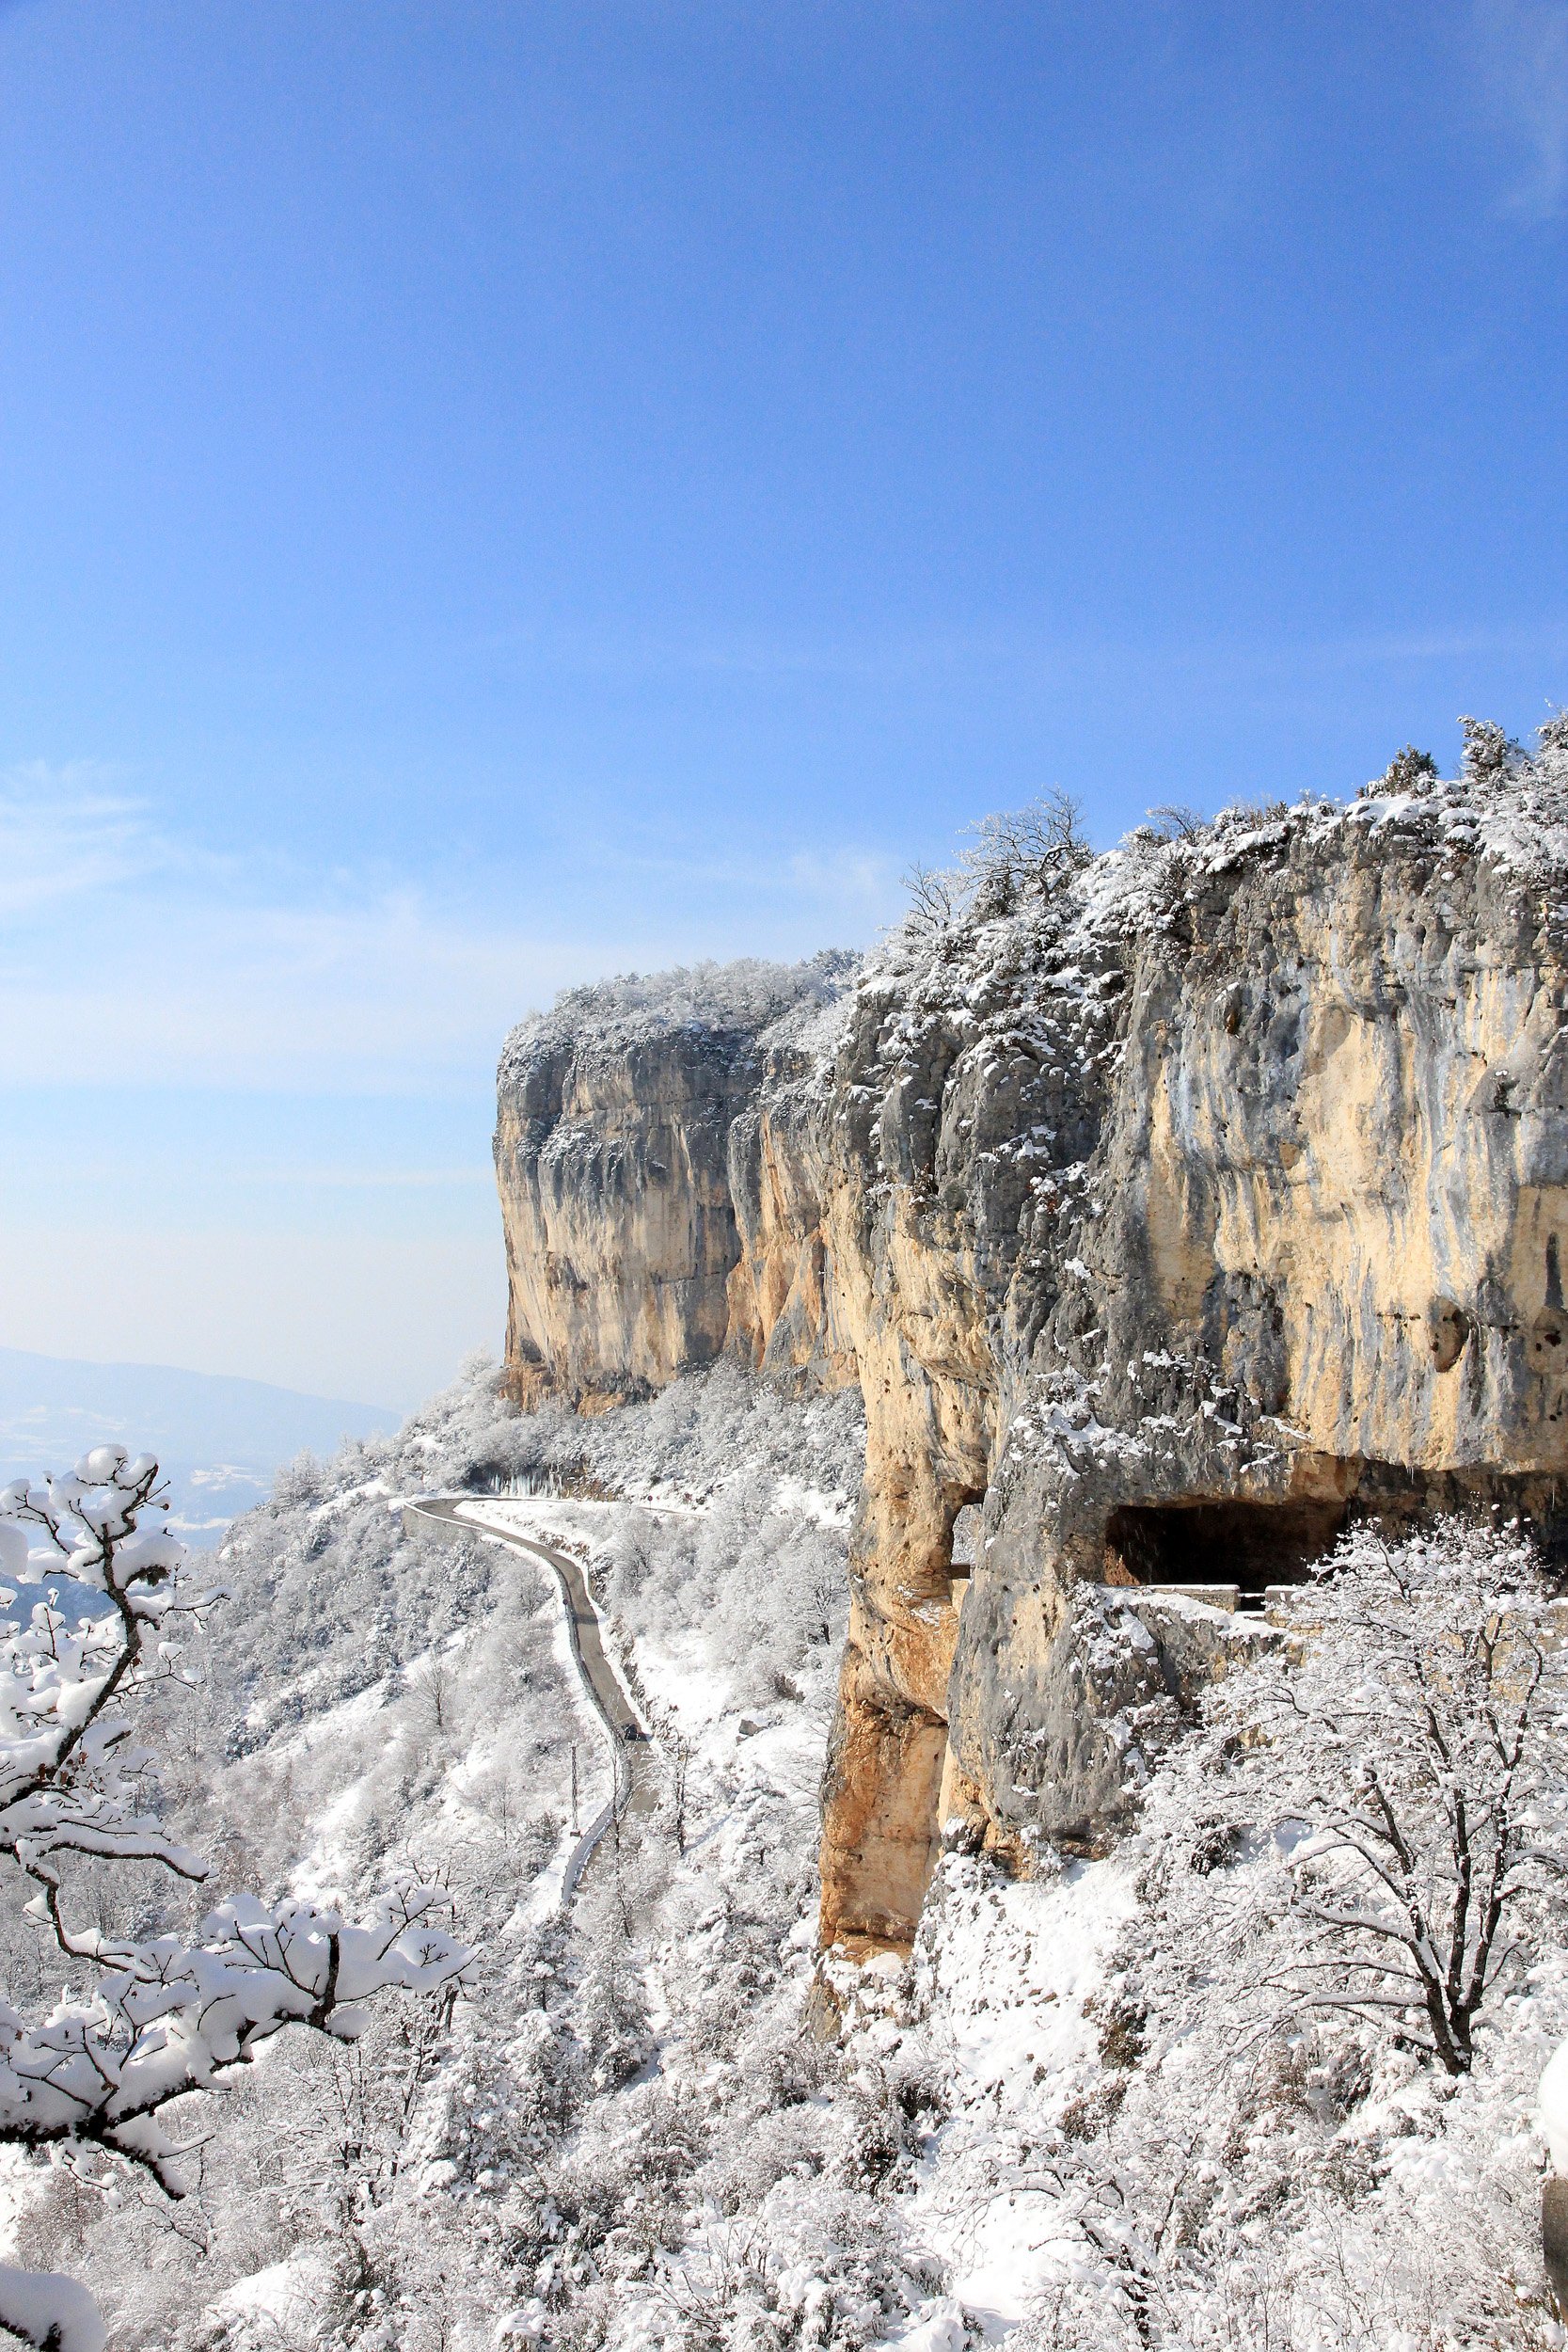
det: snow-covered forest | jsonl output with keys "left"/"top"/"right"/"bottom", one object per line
{"left": 0, "top": 1359, "right": 1566, "bottom": 2348}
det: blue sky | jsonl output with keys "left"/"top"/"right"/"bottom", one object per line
{"left": 1, "top": 0, "right": 1565, "bottom": 1406}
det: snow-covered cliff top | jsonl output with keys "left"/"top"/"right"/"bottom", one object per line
{"left": 498, "top": 716, "right": 1568, "bottom": 1115}
{"left": 497, "top": 948, "right": 859, "bottom": 1089}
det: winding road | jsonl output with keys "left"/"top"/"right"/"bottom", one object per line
{"left": 400, "top": 1496, "right": 657, "bottom": 1901}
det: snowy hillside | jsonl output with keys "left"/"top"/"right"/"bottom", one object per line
{"left": 1, "top": 1359, "right": 1565, "bottom": 2348}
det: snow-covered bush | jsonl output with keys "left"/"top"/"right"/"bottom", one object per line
{"left": 903, "top": 792, "right": 1090, "bottom": 937}
{"left": 0, "top": 1450, "right": 470, "bottom": 2352}
{"left": 601, "top": 1469, "right": 850, "bottom": 1708}
{"left": 1157, "top": 1518, "right": 1568, "bottom": 2074}
{"left": 891, "top": 710, "right": 1568, "bottom": 1017}
{"left": 1461, "top": 716, "right": 1527, "bottom": 783}
{"left": 996, "top": 1518, "right": 1568, "bottom": 2347}
{"left": 498, "top": 951, "right": 858, "bottom": 1090}
{"left": 542, "top": 1356, "right": 865, "bottom": 1509}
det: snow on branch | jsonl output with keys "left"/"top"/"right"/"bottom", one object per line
{"left": 1144, "top": 1518, "right": 1568, "bottom": 2077}
{"left": 0, "top": 1447, "right": 473, "bottom": 2345}
{"left": 0, "top": 2261, "right": 106, "bottom": 2351}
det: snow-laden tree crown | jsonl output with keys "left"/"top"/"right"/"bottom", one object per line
{"left": 0, "top": 1448, "right": 469, "bottom": 2352}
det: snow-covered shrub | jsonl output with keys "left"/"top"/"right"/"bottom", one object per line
{"left": 1461, "top": 715, "right": 1527, "bottom": 783}
{"left": 568, "top": 1359, "right": 864, "bottom": 1507}
{"left": 498, "top": 951, "right": 858, "bottom": 1089}
{"left": 1000, "top": 1518, "right": 1568, "bottom": 2346}
{"left": 0, "top": 1450, "right": 470, "bottom": 2352}
{"left": 636, "top": 2183, "right": 943, "bottom": 2352}
{"left": 1378, "top": 742, "right": 1440, "bottom": 793}
{"left": 1148, "top": 1517, "right": 1568, "bottom": 2074}
{"left": 600, "top": 1468, "right": 850, "bottom": 1708}
{"left": 902, "top": 792, "right": 1090, "bottom": 936}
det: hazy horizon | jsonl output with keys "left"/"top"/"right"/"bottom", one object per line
{"left": 0, "top": 1342, "right": 402, "bottom": 1540}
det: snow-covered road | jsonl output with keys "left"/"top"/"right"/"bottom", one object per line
{"left": 401, "top": 1496, "right": 656, "bottom": 1899}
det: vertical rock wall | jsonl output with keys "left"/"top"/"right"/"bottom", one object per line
{"left": 494, "top": 961, "right": 850, "bottom": 1408}
{"left": 496, "top": 746, "right": 1568, "bottom": 1954}
{"left": 495, "top": 1024, "right": 757, "bottom": 1409}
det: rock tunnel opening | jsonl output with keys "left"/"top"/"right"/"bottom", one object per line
{"left": 1104, "top": 1498, "right": 1346, "bottom": 1604}
{"left": 1104, "top": 1465, "right": 1568, "bottom": 1611}
{"left": 947, "top": 1494, "right": 986, "bottom": 1592}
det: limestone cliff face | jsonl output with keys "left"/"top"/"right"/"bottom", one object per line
{"left": 497, "top": 743, "right": 1568, "bottom": 1952}
{"left": 494, "top": 961, "right": 850, "bottom": 1407}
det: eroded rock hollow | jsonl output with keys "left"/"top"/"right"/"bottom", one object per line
{"left": 495, "top": 744, "right": 1568, "bottom": 1954}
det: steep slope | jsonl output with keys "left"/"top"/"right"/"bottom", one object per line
{"left": 17, "top": 1361, "right": 885, "bottom": 2350}
{"left": 496, "top": 729, "right": 1568, "bottom": 1956}
{"left": 26, "top": 1366, "right": 1561, "bottom": 2348}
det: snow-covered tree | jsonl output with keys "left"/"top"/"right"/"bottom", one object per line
{"left": 985, "top": 1518, "right": 1568, "bottom": 2347}
{"left": 1169, "top": 1517, "right": 1568, "bottom": 2074}
{"left": 0, "top": 1449, "right": 470, "bottom": 2352}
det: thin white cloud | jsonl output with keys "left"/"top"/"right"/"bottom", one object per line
{"left": 1471, "top": 0, "right": 1568, "bottom": 221}
{"left": 784, "top": 847, "right": 903, "bottom": 908}
{"left": 0, "top": 765, "right": 180, "bottom": 911}
{"left": 0, "top": 890, "right": 599, "bottom": 1090}
{"left": 0, "top": 789, "right": 888, "bottom": 1094}
{"left": 618, "top": 838, "right": 900, "bottom": 913}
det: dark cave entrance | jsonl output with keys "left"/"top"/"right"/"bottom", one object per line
{"left": 1104, "top": 1498, "right": 1347, "bottom": 1604}
{"left": 1103, "top": 1467, "right": 1568, "bottom": 1610}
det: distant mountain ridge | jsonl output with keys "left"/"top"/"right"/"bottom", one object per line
{"left": 0, "top": 1347, "right": 399, "bottom": 1542}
